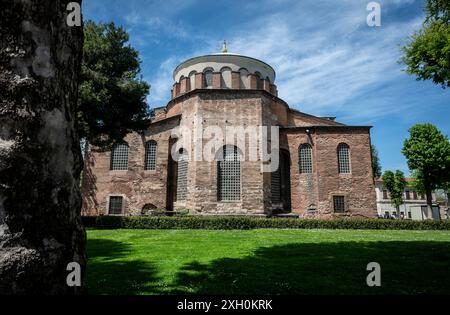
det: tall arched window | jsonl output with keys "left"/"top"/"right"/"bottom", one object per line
{"left": 217, "top": 146, "right": 241, "bottom": 201}
{"left": 255, "top": 72, "right": 262, "bottom": 89}
{"left": 110, "top": 142, "right": 129, "bottom": 170}
{"left": 220, "top": 67, "right": 232, "bottom": 89}
{"left": 204, "top": 68, "right": 213, "bottom": 88}
{"left": 176, "top": 148, "right": 188, "bottom": 201}
{"left": 271, "top": 166, "right": 281, "bottom": 204}
{"left": 239, "top": 68, "right": 249, "bottom": 89}
{"left": 188, "top": 70, "right": 197, "bottom": 90}
{"left": 299, "top": 144, "right": 313, "bottom": 173}
{"left": 337, "top": 143, "right": 351, "bottom": 173}
{"left": 144, "top": 140, "right": 157, "bottom": 170}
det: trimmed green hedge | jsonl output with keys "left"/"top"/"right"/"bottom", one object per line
{"left": 82, "top": 215, "right": 450, "bottom": 230}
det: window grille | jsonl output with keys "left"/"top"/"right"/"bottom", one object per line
{"left": 217, "top": 146, "right": 241, "bottom": 201}
{"left": 299, "top": 144, "right": 313, "bottom": 173}
{"left": 239, "top": 68, "right": 249, "bottom": 89}
{"left": 189, "top": 71, "right": 197, "bottom": 89}
{"left": 204, "top": 70, "right": 213, "bottom": 88}
{"left": 108, "top": 196, "right": 123, "bottom": 215}
{"left": 271, "top": 167, "right": 281, "bottom": 204}
{"left": 111, "top": 143, "right": 129, "bottom": 170}
{"left": 144, "top": 141, "right": 157, "bottom": 170}
{"left": 221, "top": 67, "right": 231, "bottom": 88}
{"left": 337, "top": 143, "right": 350, "bottom": 173}
{"left": 333, "top": 196, "right": 345, "bottom": 213}
{"left": 255, "top": 72, "right": 262, "bottom": 89}
{"left": 176, "top": 151, "right": 188, "bottom": 201}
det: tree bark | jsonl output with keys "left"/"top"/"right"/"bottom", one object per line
{"left": 0, "top": 0, "right": 85, "bottom": 294}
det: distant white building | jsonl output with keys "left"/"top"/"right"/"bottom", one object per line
{"left": 375, "top": 178, "right": 441, "bottom": 220}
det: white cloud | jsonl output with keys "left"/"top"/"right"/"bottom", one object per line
{"left": 147, "top": 57, "right": 181, "bottom": 104}
{"left": 221, "top": 2, "right": 424, "bottom": 121}
{"left": 125, "top": 15, "right": 192, "bottom": 42}
{"left": 144, "top": 0, "right": 425, "bottom": 122}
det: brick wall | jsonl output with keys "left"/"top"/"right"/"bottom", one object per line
{"left": 174, "top": 91, "right": 268, "bottom": 214}
{"left": 284, "top": 127, "right": 377, "bottom": 218}
{"left": 171, "top": 73, "right": 279, "bottom": 99}
{"left": 81, "top": 117, "right": 180, "bottom": 216}
{"left": 82, "top": 89, "right": 377, "bottom": 218}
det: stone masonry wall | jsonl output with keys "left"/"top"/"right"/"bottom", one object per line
{"left": 285, "top": 127, "right": 377, "bottom": 218}
{"left": 174, "top": 91, "right": 268, "bottom": 214}
{"left": 81, "top": 88, "right": 377, "bottom": 218}
{"left": 81, "top": 117, "right": 180, "bottom": 215}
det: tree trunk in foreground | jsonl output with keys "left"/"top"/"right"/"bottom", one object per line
{"left": 0, "top": 0, "right": 85, "bottom": 294}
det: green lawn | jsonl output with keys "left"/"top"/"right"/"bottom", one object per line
{"left": 86, "top": 229, "right": 450, "bottom": 295}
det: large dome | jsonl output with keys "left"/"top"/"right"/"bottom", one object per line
{"left": 170, "top": 48, "right": 278, "bottom": 99}
{"left": 173, "top": 53, "right": 276, "bottom": 84}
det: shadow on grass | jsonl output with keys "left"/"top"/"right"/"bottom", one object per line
{"left": 170, "top": 241, "right": 450, "bottom": 295}
{"left": 86, "top": 238, "right": 161, "bottom": 295}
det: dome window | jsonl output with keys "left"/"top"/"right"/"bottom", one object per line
{"left": 203, "top": 68, "right": 213, "bottom": 88}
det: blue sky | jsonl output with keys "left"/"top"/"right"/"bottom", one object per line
{"left": 83, "top": 0, "right": 449, "bottom": 175}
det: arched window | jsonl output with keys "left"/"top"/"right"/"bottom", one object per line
{"left": 239, "top": 68, "right": 249, "bottom": 89}
{"left": 108, "top": 196, "right": 123, "bottom": 214}
{"left": 271, "top": 166, "right": 281, "bottom": 204}
{"left": 188, "top": 70, "right": 197, "bottom": 90}
{"left": 176, "top": 148, "right": 188, "bottom": 201}
{"left": 255, "top": 71, "right": 262, "bottom": 89}
{"left": 141, "top": 203, "right": 157, "bottom": 215}
{"left": 144, "top": 140, "right": 157, "bottom": 170}
{"left": 220, "top": 67, "right": 232, "bottom": 89}
{"left": 299, "top": 144, "right": 313, "bottom": 173}
{"left": 204, "top": 68, "right": 213, "bottom": 88}
{"left": 337, "top": 143, "right": 351, "bottom": 173}
{"left": 217, "top": 146, "right": 241, "bottom": 201}
{"left": 110, "top": 142, "right": 129, "bottom": 170}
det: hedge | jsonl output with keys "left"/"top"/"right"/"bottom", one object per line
{"left": 82, "top": 215, "right": 450, "bottom": 230}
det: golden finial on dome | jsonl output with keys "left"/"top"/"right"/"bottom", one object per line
{"left": 221, "top": 40, "right": 228, "bottom": 53}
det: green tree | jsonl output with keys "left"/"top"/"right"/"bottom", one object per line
{"left": 78, "top": 21, "right": 151, "bottom": 148}
{"left": 371, "top": 144, "right": 382, "bottom": 178}
{"left": 442, "top": 181, "right": 450, "bottom": 210}
{"left": 382, "top": 170, "right": 407, "bottom": 219}
{"left": 401, "top": 0, "right": 450, "bottom": 88}
{"left": 410, "top": 170, "right": 426, "bottom": 196}
{"left": 402, "top": 124, "right": 450, "bottom": 219}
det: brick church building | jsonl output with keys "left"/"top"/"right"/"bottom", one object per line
{"left": 81, "top": 44, "right": 377, "bottom": 218}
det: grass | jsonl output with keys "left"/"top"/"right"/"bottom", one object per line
{"left": 86, "top": 229, "right": 450, "bottom": 295}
